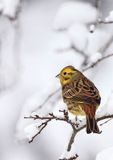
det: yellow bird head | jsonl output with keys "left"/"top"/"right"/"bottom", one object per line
{"left": 56, "top": 66, "right": 81, "bottom": 85}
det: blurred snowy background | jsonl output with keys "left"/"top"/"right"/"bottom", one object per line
{"left": 1, "top": 0, "right": 113, "bottom": 160}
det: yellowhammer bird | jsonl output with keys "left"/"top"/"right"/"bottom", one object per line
{"left": 56, "top": 65, "right": 101, "bottom": 134}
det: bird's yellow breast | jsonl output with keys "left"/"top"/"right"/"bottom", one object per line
{"left": 67, "top": 103, "right": 85, "bottom": 116}
{"left": 67, "top": 103, "right": 99, "bottom": 116}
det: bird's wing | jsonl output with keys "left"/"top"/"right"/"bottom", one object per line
{"left": 63, "top": 76, "right": 101, "bottom": 105}
{"left": 62, "top": 81, "right": 81, "bottom": 98}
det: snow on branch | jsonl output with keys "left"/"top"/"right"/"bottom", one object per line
{"left": 54, "top": 2, "right": 97, "bottom": 30}
{"left": 59, "top": 154, "right": 78, "bottom": 160}
{"left": 90, "top": 18, "right": 113, "bottom": 33}
{"left": 82, "top": 53, "right": 113, "bottom": 72}
{"left": 98, "top": 19, "right": 113, "bottom": 24}
{"left": 24, "top": 110, "right": 113, "bottom": 159}
{"left": 22, "top": 1, "right": 113, "bottom": 159}
{"left": 24, "top": 110, "right": 75, "bottom": 143}
{"left": 53, "top": 1, "right": 113, "bottom": 69}
{"left": 0, "top": 0, "right": 21, "bottom": 21}
{"left": 90, "top": 0, "right": 113, "bottom": 32}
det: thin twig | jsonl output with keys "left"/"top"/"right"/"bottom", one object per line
{"left": 98, "top": 20, "right": 113, "bottom": 24}
{"left": 82, "top": 53, "right": 113, "bottom": 72}
{"left": 24, "top": 110, "right": 78, "bottom": 143}
{"left": 37, "top": 88, "right": 60, "bottom": 110}
{"left": 71, "top": 45, "right": 88, "bottom": 61}
{"left": 99, "top": 36, "right": 113, "bottom": 54}
{"left": 25, "top": 111, "right": 113, "bottom": 159}
{"left": 29, "top": 119, "right": 51, "bottom": 143}
{"left": 71, "top": 39, "right": 89, "bottom": 67}
{"left": 77, "top": 114, "right": 113, "bottom": 132}
{"left": 25, "top": 111, "right": 113, "bottom": 143}
{"left": 95, "top": 0, "right": 101, "bottom": 9}
{"left": 100, "top": 118, "right": 113, "bottom": 126}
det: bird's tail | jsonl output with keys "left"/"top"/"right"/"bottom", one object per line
{"left": 86, "top": 117, "right": 100, "bottom": 134}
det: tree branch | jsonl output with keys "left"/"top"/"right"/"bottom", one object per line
{"left": 98, "top": 20, "right": 113, "bottom": 24}
{"left": 95, "top": 0, "right": 101, "bottom": 9}
{"left": 37, "top": 88, "right": 60, "bottom": 110}
{"left": 24, "top": 110, "right": 79, "bottom": 143}
{"left": 25, "top": 110, "right": 113, "bottom": 159}
{"left": 82, "top": 53, "right": 113, "bottom": 72}
{"left": 67, "top": 127, "right": 77, "bottom": 152}
{"left": 99, "top": 36, "right": 113, "bottom": 54}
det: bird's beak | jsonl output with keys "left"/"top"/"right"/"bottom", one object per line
{"left": 56, "top": 74, "right": 60, "bottom": 78}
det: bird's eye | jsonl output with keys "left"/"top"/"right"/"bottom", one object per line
{"left": 64, "top": 72, "right": 67, "bottom": 75}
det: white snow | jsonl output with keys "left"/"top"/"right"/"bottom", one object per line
{"left": 89, "top": 24, "right": 96, "bottom": 33}
{"left": 24, "top": 123, "right": 39, "bottom": 142}
{"left": 54, "top": 1, "right": 97, "bottom": 30}
{"left": 96, "top": 147, "right": 113, "bottom": 160}
{"left": 1, "top": 0, "right": 113, "bottom": 160}
{"left": 105, "top": 10, "right": 113, "bottom": 22}
{"left": 51, "top": 31, "right": 71, "bottom": 52}
{"left": 53, "top": 1, "right": 111, "bottom": 59}
{"left": 0, "top": 16, "right": 20, "bottom": 90}
{"left": 16, "top": 89, "right": 61, "bottom": 140}
{"left": 86, "top": 29, "right": 111, "bottom": 56}
{"left": 104, "top": 91, "right": 113, "bottom": 114}
{"left": 60, "top": 150, "right": 76, "bottom": 160}
{"left": 88, "top": 52, "right": 102, "bottom": 63}
{"left": 67, "top": 23, "right": 88, "bottom": 51}
{"left": 1, "top": 0, "right": 20, "bottom": 18}
{"left": 0, "top": 2, "right": 3, "bottom": 11}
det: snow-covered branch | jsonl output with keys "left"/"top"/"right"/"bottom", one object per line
{"left": 98, "top": 19, "right": 113, "bottom": 24}
{"left": 59, "top": 154, "right": 78, "bottom": 160}
{"left": 90, "top": 1, "right": 113, "bottom": 33}
{"left": 0, "top": 0, "right": 21, "bottom": 21}
{"left": 24, "top": 110, "right": 77, "bottom": 143}
{"left": 82, "top": 53, "right": 113, "bottom": 72}
{"left": 90, "top": 18, "right": 113, "bottom": 33}
{"left": 25, "top": 110, "right": 113, "bottom": 159}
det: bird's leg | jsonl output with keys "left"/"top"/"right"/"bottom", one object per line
{"left": 75, "top": 116, "right": 79, "bottom": 128}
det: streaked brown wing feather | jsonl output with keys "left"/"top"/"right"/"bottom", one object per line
{"left": 63, "top": 76, "right": 101, "bottom": 105}
{"left": 63, "top": 87, "right": 80, "bottom": 98}
{"left": 81, "top": 77, "right": 98, "bottom": 97}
